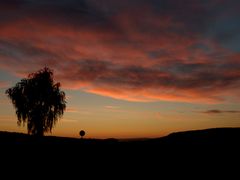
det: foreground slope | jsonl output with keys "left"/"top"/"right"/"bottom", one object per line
{"left": 1, "top": 128, "right": 240, "bottom": 174}
{"left": 1, "top": 127, "right": 240, "bottom": 148}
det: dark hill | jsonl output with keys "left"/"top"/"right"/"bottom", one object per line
{"left": 145, "top": 127, "right": 240, "bottom": 146}
{"left": 1, "top": 127, "right": 240, "bottom": 147}
{"left": 1, "top": 128, "right": 240, "bottom": 175}
{"left": 1, "top": 127, "right": 240, "bottom": 157}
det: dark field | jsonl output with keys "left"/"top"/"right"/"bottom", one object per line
{"left": 1, "top": 127, "right": 240, "bottom": 152}
{"left": 1, "top": 127, "right": 240, "bottom": 176}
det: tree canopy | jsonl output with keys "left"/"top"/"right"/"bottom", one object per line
{"left": 79, "top": 130, "right": 85, "bottom": 138}
{"left": 6, "top": 67, "right": 66, "bottom": 136}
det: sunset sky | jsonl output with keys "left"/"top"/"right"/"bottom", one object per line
{"left": 0, "top": 0, "right": 240, "bottom": 139}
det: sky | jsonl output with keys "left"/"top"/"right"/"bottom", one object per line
{"left": 0, "top": 0, "right": 240, "bottom": 139}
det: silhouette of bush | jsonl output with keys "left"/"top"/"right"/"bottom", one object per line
{"left": 6, "top": 67, "right": 66, "bottom": 136}
{"left": 79, "top": 130, "right": 86, "bottom": 138}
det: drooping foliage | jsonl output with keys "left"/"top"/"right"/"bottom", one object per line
{"left": 6, "top": 67, "right": 66, "bottom": 136}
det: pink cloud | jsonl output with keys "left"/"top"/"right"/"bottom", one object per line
{"left": 0, "top": 0, "right": 240, "bottom": 103}
{"left": 66, "top": 107, "right": 79, "bottom": 113}
{"left": 0, "top": 81, "right": 9, "bottom": 88}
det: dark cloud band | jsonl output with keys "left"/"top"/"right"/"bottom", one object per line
{"left": 0, "top": 0, "right": 239, "bottom": 103}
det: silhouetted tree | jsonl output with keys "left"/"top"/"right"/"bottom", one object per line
{"left": 6, "top": 67, "right": 66, "bottom": 136}
{"left": 79, "top": 130, "right": 85, "bottom": 139}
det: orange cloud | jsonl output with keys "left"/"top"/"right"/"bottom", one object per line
{"left": 0, "top": 0, "right": 240, "bottom": 103}
{"left": 66, "top": 107, "right": 79, "bottom": 113}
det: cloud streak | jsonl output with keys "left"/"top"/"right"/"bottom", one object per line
{"left": 202, "top": 110, "right": 240, "bottom": 114}
{"left": 0, "top": 81, "right": 9, "bottom": 88}
{"left": 0, "top": 0, "right": 240, "bottom": 103}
